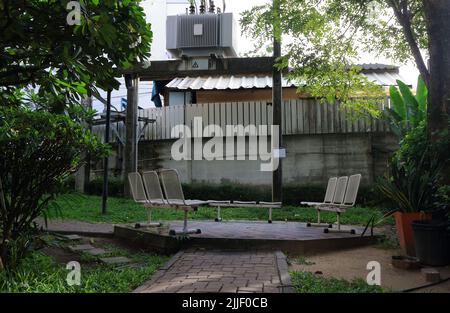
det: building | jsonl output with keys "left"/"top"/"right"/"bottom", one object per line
{"left": 89, "top": 5, "right": 401, "bottom": 191}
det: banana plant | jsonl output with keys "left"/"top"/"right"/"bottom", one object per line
{"left": 386, "top": 76, "right": 427, "bottom": 138}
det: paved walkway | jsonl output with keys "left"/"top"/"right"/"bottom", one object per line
{"left": 37, "top": 219, "right": 114, "bottom": 237}
{"left": 134, "top": 250, "right": 295, "bottom": 293}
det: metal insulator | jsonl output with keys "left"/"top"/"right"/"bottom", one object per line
{"left": 200, "top": 0, "right": 206, "bottom": 14}
{"left": 209, "top": 0, "right": 215, "bottom": 13}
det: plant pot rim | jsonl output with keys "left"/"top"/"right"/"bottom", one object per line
{"left": 411, "top": 219, "right": 449, "bottom": 229}
{"left": 395, "top": 211, "right": 432, "bottom": 214}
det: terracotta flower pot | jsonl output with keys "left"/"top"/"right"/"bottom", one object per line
{"left": 394, "top": 211, "right": 431, "bottom": 256}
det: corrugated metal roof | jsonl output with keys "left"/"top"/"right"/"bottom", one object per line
{"left": 166, "top": 75, "right": 297, "bottom": 90}
{"left": 360, "top": 63, "right": 398, "bottom": 71}
{"left": 166, "top": 72, "right": 404, "bottom": 90}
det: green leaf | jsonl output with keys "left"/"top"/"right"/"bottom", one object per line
{"left": 415, "top": 76, "right": 428, "bottom": 122}
{"left": 389, "top": 85, "right": 406, "bottom": 120}
{"left": 397, "top": 80, "right": 418, "bottom": 125}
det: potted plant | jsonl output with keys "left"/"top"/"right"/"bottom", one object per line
{"left": 410, "top": 138, "right": 450, "bottom": 266}
{"left": 411, "top": 209, "right": 450, "bottom": 266}
{"left": 377, "top": 138, "right": 437, "bottom": 256}
{"left": 377, "top": 77, "right": 449, "bottom": 256}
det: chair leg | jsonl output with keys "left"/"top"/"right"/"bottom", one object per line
{"left": 135, "top": 208, "right": 161, "bottom": 228}
{"left": 268, "top": 207, "right": 273, "bottom": 224}
{"left": 323, "top": 212, "right": 355, "bottom": 234}
{"left": 215, "top": 206, "right": 222, "bottom": 222}
{"left": 169, "top": 209, "right": 201, "bottom": 236}
{"left": 307, "top": 209, "right": 333, "bottom": 228}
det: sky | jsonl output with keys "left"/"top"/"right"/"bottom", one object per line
{"left": 93, "top": 0, "right": 419, "bottom": 112}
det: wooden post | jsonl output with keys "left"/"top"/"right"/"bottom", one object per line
{"left": 272, "top": 0, "right": 283, "bottom": 203}
{"left": 124, "top": 75, "right": 139, "bottom": 197}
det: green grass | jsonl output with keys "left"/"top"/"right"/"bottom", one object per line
{"left": 290, "top": 271, "right": 384, "bottom": 293}
{"left": 0, "top": 249, "right": 168, "bottom": 293}
{"left": 289, "top": 256, "right": 316, "bottom": 266}
{"left": 50, "top": 193, "right": 393, "bottom": 226}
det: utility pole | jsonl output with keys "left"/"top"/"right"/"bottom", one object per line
{"left": 75, "top": 95, "right": 92, "bottom": 193}
{"left": 272, "top": 0, "right": 283, "bottom": 203}
{"left": 102, "top": 90, "right": 112, "bottom": 215}
{"left": 124, "top": 74, "right": 139, "bottom": 197}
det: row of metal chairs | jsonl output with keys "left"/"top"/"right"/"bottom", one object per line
{"left": 301, "top": 174, "right": 362, "bottom": 234}
{"left": 129, "top": 169, "right": 281, "bottom": 235}
{"left": 129, "top": 169, "right": 361, "bottom": 236}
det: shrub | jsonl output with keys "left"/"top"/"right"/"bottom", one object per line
{"left": 377, "top": 122, "right": 450, "bottom": 213}
{"left": 85, "top": 177, "right": 125, "bottom": 197}
{"left": 0, "top": 107, "right": 106, "bottom": 268}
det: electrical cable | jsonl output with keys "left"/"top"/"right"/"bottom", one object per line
{"left": 401, "top": 277, "right": 450, "bottom": 293}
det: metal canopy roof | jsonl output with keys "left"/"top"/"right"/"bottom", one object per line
{"left": 166, "top": 71, "right": 404, "bottom": 91}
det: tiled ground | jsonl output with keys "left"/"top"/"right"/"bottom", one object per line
{"left": 159, "top": 220, "right": 367, "bottom": 239}
{"left": 134, "top": 250, "right": 294, "bottom": 293}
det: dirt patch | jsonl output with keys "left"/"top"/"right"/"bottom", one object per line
{"left": 289, "top": 246, "right": 450, "bottom": 293}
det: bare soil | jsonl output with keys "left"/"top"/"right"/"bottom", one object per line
{"left": 289, "top": 246, "right": 450, "bottom": 293}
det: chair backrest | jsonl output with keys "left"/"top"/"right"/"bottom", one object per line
{"left": 128, "top": 172, "right": 147, "bottom": 203}
{"left": 159, "top": 169, "right": 185, "bottom": 205}
{"left": 142, "top": 171, "right": 165, "bottom": 203}
{"left": 323, "top": 177, "right": 338, "bottom": 203}
{"left": 332, "top": 176, "right": 349, "bottom": 205}
{"left": 343, "top": 174, "right": 362, "bottom": 206}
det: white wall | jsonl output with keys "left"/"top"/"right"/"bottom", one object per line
{"left": 93, "top": 0, "right": 189, "bottom": 113}
{"left": 143, "top": 0, "right": 190, "bottom": 61}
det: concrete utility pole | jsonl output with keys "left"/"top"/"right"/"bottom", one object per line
{"left": 102, "top": 90, "right": 112, "bottom": 215}
{"left": 272, "top": 0, "right": 283, "bottom": 203}
{"left": 75, "top": 95, "right": 92, "bottom": 193}
{"left": 124, "top": 74, "right": 139, "bottom": 197}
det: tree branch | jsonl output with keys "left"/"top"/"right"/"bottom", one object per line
{"left": 388, "top": 0, "right": 430, "bottom": 87}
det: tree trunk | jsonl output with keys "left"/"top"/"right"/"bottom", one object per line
{"left": 423, "top": 0, "right": 450, "bottom": 137}
{"left": 0, "top": 176, "right": 7, "bottom": 269}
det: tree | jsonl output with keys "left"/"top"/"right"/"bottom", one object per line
{"left": 0, "top": 106, "right": 106, "bottom": 268}
{"left": 0, "top": 0, "right": 152, "bottom": 268}
{"left": 241, "top": 0, "right": 450, "bottom": 135}
{"left": 0, "top": 0, "right": 152, "bottom": 112}
{"left": 423, "top": 1, "right": 450, "bottom": 136}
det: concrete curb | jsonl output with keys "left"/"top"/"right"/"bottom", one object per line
{"left": 275, "top": 251, "right": 296, "bottom": 293}
{"left": 44, "top": 229, "right": 114, "bottom": 238}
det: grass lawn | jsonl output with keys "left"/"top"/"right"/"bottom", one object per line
{"left": 290, "top": 271, "right": 384, "bottom": 293}
{"left": 0, "top": 237, "right": 168, "bottom": 293}
{"left": 50, "top": 193, "right": 393, "bottom": 226}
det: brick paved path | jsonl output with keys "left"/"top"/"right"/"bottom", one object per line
{"left": 134, "top": 250, "right": 294, "bottom": 293}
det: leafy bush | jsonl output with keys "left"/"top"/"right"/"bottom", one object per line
{"left": 0, "top": 107, "right": 106, "bottom": 268}
{"left": 385, "top": 77, "right": 427, "bottom": 137}
{"left": 85, "top": 177, "right": 125, "bottom": 197}
{"left": 377, "top": 122, "right": 450, "bottom": 213}
{"left": 378, "top": 77, "right": 450, "bottom": 215}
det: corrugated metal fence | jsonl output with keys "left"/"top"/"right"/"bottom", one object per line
{"left": 93, "top": 99, "right": 390, "bottom": 142}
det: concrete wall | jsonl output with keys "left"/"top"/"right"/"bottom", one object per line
{"left": 133, "top": 132, "right": 398, "bottom": 187}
